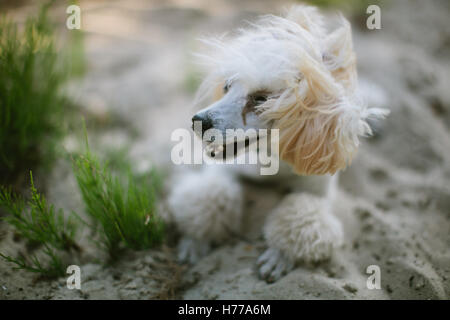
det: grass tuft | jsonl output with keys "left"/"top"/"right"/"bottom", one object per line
{"left": 0, "top": 4, "right": 83, "bottom": 185}
{"left": 73, "top": 132, "right": 164, "bottom": 258}
{"left": 0, "top": 172, "right": 80, "bottom": 278}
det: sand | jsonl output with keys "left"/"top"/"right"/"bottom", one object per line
{"left": 0, "top": 0, "right": 449, "bottom": 300}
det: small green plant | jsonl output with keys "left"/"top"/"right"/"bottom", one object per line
{"left": 0, "top": 172, "right": 80, "bottom": 278}
{"left": 73, "top": 134, "right": 164, "bottom": 258}
{"left": 0, "top": 4, "right": 84, "bottom": 185}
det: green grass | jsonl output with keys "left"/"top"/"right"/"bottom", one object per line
{"left": 72, "top": 132, "right": 164, "bottom": 259}
{"left": 0, "top": 172, "right": 80, "bottom": 278}
{"left": 0, "top": 140, "right": 165, "bottom": 276}
{"left": 0, "top": 4, "right": 82, "bottom": 185}
{"left": 0, "top": 2, "right": 164, "bottom": 279}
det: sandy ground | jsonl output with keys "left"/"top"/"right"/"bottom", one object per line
{"left": 0, "top": 0, "right": 449, "bottom": 299}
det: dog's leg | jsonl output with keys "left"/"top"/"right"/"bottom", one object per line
{"left": 258, "top": 175, "right": 343, "bottom": 282}
{"left": 168, "top": 166, "right": 244, "bottom": 264}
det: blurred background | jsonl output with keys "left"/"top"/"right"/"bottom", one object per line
{"left": 0, "top": 0, "right": 449, "bottom": 300}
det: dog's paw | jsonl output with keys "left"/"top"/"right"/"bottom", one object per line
{"left": 264, "top": 193, "right": 343, "bottom": 264}
{"left": 257, "top": 247, "right": 295, "bottom": 283}
{"left": 168, "top": 167, "right": 243, "bottom": 243}
{"left": 178, "top": 237, "right": 211, "bottom": 265}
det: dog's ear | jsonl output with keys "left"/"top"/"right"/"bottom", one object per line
{"left": 264, "top": 16, "right": 387, "bottom": 176}
{"left": 274, "top": 64, "right": 352, "bottom": 176}
{"left": 277, "top": 111, "right": 346, "bottom": 176}
{"left": 263, "top": 51, "right": 386, "bottom": 176}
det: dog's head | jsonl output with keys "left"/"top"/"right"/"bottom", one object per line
{"left": 192, "top": 5, "right": 388, "bottom": 175}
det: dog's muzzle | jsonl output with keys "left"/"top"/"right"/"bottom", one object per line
{"left": 192, "top": 113, "right": 213, "bottom": 135}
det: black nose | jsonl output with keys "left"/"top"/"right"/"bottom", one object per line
{"left": 192, "top": 113, "right": 213, "bottom": 134}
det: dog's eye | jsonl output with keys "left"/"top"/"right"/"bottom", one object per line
{"left": 223, "top": 82, "right": 231, "bottom": 93}
{"left": 253, "top": 95, "right": 267, "bottom": 105}
{"left": 249, "top": 92, "right": 268, "bottom": 106}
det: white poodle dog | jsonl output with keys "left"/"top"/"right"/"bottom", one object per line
{"left": 168, "top": 5, "right": 388, "bottom": 282}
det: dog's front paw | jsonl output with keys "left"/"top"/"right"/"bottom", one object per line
{"left": 178, "top": 237, "right": 211, "bottom": 265}
{"left": 264, "top": 193, "right": 343, "bottom": 264}
{"left": 168, "top": 167, "right": 244, "bottom": 243}
{"left": 257, "top": 247, "right": 295, "bottom": 283}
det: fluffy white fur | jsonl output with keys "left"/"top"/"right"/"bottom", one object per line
{"left": 263, "top": 193, "right": 343, "bottom": 263}
{"left": 168, "top": 5, "right": 388, "bottom": 282}
{"left": 168, "top": 166, "right": 243, "bottom": 243}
